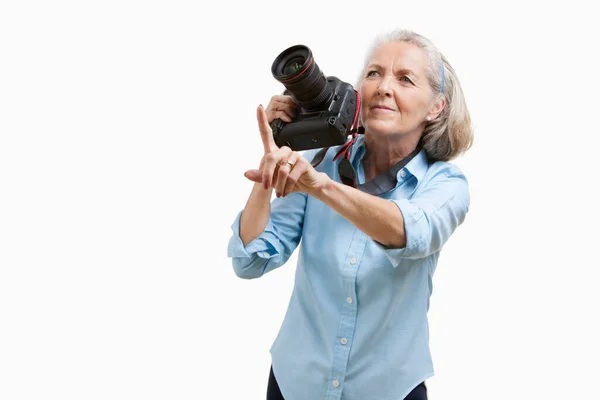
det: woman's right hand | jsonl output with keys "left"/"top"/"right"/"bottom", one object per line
{"left": 264, "top": 94, "right": 297, "bottom": 124}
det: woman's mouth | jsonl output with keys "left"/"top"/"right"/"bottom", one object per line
{"left": 372, "top": 105, "right": 395, "bottom": 112}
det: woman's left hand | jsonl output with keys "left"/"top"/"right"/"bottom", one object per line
{"left": 244, "top": 104, "right": 329, "bottom": 197}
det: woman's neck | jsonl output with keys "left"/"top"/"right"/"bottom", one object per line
{"left": 363, "top": 131, "right": 421, "bottom": 181}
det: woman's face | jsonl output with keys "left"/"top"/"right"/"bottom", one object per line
{"left": 360, "top": 41, "right": 438, "bottom": 138}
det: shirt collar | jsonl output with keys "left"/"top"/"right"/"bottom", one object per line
{"left": 350, "top": 135, "right": 429, "bottom": 184}
{"left": 403, "top": 148, "right": 429, "bottom": 183}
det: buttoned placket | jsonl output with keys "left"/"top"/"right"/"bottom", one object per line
{"left": 325, "top": 228, "right": 368, "bottom": 400}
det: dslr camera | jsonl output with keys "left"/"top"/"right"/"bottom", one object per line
{"left": 270, "top": 45, "right": 359, "bottom": 151}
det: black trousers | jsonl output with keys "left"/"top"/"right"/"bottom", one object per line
{"left": 267, "top": 365, "right": 427, "bottom": 400}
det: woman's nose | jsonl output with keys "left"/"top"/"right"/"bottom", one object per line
{"left": 375, "top": 76, "right": 392, "bottom": 97}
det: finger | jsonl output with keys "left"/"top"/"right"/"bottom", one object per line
{"left": 266, "top": 110, "right": 293, "bottom": 123}
{"left": 266, "top": 102, "right": 295, "bottom": 121}
{"left": 275, "top": 161, "right": 292, "bottom": 197}
{"left": 266, "top": 97, "right": 297, "bottom": 121}
{"left": 270, "top": 99, "right": 297, "bottom": 113}
{"left": 257, "top": 104, "right": 278, "bottom": 154}
{"left": 278, "top": 151, "right": 299, "bottom": 195}
{"left": 275, "top": 150, "right": 300, "bottom": 196}
{"left": 283, "top": 156, "right": 304, "bottom": 197}
{"left": 244, "top": 169, "right": 262, "bottom": 183}
{"left": 269, "top": 94, "right": 297, "bottom": 107}
{"left": 262, "top": 146, "right": 292, "bottom": 190}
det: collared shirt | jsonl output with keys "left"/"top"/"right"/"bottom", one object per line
{"left": 227, "top": 135, "right": 470, "bottom": 400}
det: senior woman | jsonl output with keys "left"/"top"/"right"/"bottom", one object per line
{"left": 227, "top": 29, "right": 474, "bottom": 400}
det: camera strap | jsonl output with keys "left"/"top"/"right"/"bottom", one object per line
{"left": 310, "top": 134, "right": 423, "bottom": 196}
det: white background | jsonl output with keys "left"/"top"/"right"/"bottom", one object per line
{"left": 1, "top": 1, "right": 599, "bottom": 399}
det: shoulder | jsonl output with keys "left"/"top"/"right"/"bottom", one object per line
{"left": 424, "top": 160, "right": 468, "bottom": 182}
{"left": 414, "top": 160, "right": 470, "bottom": 205}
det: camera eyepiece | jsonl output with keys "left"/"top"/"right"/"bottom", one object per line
{"left": 271, "top": 45, "right": 333, "bottom": 110}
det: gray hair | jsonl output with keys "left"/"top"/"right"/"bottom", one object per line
{"left": 356, "top": 29, "right": 474, "bottom": 162}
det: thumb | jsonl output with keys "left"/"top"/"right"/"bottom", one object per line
{"left": 244, "top": 169, "right": 263, "bottom": 183}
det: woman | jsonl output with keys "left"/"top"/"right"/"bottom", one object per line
{"left": 227, "top": 29, "right": 474, "bottom": 400}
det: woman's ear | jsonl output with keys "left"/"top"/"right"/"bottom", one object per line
{"left": 427, "top": 96, "right": 446, "bottom": 120}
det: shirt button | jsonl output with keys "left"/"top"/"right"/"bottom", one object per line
{"left": 399, "top": 169, "right": 406, "bottom": 178}
{"left": 350, "top": 257, "right": 357, "bottom": 264}
{"left": 340, "top": 338, "right": 348, "bottom": 345}
{"left": 347, "top": 297, "right": 353, "bottom": 304}
{"left": 262, "top": 252, "right": 269, "bottom": 258}
{"left": 332, "top": 379, "right": 340, "bottom": 388}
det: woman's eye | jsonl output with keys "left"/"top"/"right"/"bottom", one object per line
{"left": 366, "top": 70, "right": 379, "bottom": 77}
{"left": 400, "top": 76, "right": 414, "bottom": 84}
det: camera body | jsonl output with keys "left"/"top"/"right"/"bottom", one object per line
{"left": 270, "top": 45, "right": 358, "bottom": 152}
{"left": 271, "top": 78, "right": 357, "bottom": 151}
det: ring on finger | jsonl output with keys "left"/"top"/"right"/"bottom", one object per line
{"left": 279, "top": 159, "right": 295, "bottom": 168}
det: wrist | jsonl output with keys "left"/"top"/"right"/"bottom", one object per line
{"left": 251, "top": 181, "right": 274, "bottom": 197}
{"left": 307, "top": 172, "right": 333, "bottom": 199}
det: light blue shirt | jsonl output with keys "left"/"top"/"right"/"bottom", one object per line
{"left": 227, "top": 136, "right": 470, "bottom": 400}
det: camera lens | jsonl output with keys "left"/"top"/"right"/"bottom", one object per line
{"left": 271, "top": 45, "right": 333, "bottom": 110}
{"left": 282, "top": 56, "right": 304, "bottom": 75}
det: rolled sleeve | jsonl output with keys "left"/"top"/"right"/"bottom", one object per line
{"left": 226, "top": 192, "right": 307, "bottom": 279}
{"left": 376, "top": 166, "right": 470, "bottom": 264}
{"left": 227, "top": 214, "right": 279, "bottom": 259}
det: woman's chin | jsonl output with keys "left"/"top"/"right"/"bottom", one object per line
{"left": 364, "top": 122, "right": 400, "bottom": 136}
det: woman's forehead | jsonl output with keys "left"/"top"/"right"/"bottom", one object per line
{"left": 368, "top": 41, "right": 428, "bottom": 73}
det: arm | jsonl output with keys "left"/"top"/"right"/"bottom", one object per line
{"left": 309, "top": 178, "right": 407, "bottom": 248}
{"left": 239, "top": 182, "right": 273, "bottom": 246}
{"left": 307, "top": 164, "right": 470, "bottom": 261}
{"left": 227, "top": 191, "right": 307, "bottom": 279}
{"left": 228, "top": 101, "right": 305, "bottom": 279}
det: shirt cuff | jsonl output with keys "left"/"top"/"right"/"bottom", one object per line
{"left": 227, "top": 211, "right": 279, "bottom": 259}
{"left": 374, "top": 198, "right": 427, "bottom": 265}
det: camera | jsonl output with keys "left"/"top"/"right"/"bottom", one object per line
{"left": 270, "top": 45, "right": 359, "bottom": 151}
